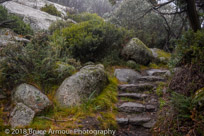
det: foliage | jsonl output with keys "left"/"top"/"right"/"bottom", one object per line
{"left": 126, "top": 60, "right": 140, "bottom": 71}
{"left": 51, "top": 13, "right": 132, "bottom": 63}
{"left": 68, "top": 13, "right": 104, "bottom": 23}
{"left": 156, "top": 82, "right": 166, "bottom": 97}
{"left": 171, "top": 92, "right": 194, "bottom": 119}
{"left": 0, "top": 33, "right": 77, "bottom": 93}
{"left": 40, "top": 4, "right": 61, "bottom": 17}
{"left": 108, "top": 0, "right": 185, "bottom": 50}
{"left": 0, "top": 5, "right": 33, "bottom": 35}
{"left": 169, "top": 29, "right": 204, "bottom": 71}
{"left": 49, "top": 20, "right": 73, "bottom": 34}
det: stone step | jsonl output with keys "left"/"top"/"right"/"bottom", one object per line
{"left": 116, "top": 116, "right": 152, "bottom": 126}
{"left": 146, "top": 69, "right": 170, "bottom": 76}
{"left": 142, "top": 119, "right": 156, "bottom": 128}
{"left": 118, "top": 93, "right": 148, "bottom": 99}
{"left": 138, "top": 76, "right": 166, "bottom": 82}
{"left": 118, "top": 102, "right": 156, "bottom": 113}
{"left": 118, "top": 83, "right": 155, "bottom": 92}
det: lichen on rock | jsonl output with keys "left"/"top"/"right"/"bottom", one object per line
{"left": 55, "top": 64, "right": 109, "bottom": 107}
{"left": 122, "top": 38, "right": 154, "bottom": 65}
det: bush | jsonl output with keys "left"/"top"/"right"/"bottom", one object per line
{"left": 52, "top": 13, "right": 132, "bottom": 63}
{"left": 169, "top": 30, "right": 204, "bottom": 71}
{"left": 41, "top": 4, "right": 61, "bottom": 17}
{"left": 68, "top": 13, "right": 104, "bottom": 23}
{"left": 49, "top": 20, "right": 73, "bottom": 34}
{"left": 170, "top": 92, "right": 204, "bottom": 135}
{"left": 0, "top": 33, "right": 78, "bottom": 93}
{"left": 0, "top": 5, "right": 33, "bottom": 35}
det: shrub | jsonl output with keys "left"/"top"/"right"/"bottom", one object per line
{"left": 0, "top": 33, "right": 77, "bottom": 93}
{"left": 40, "top": 4, "right": 61, "bottom": 17}
{"left": 49, "top": 20, "right": 73, "bottom": 34}
{"left": 52, "top": 13, "right": 132, "bottom": 63}
{"left": 170, "top": 92, "right": 204, "bottom": 135}
{"left": 68, "top": 13, "right": 104, "bottom": 23}
{"left": 169, "top": 30, "right": 204, "bottom": 71}
{"left": 0, "top": 5, "right": 33, "bottom": 35}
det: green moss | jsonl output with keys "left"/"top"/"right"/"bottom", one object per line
{"left": 92, "top": 77, "right": 118, "bottom": 111}
{"left": 40, "top": 4, "right": 61, "bottom": 17}
{"left": 132, "top": 38, "right": 152, "bottom": 54}
{"left": 155, "top": 49, "right": 171, "bottom": 59}
{"left": 156, "top": 82, "right": 166, "bottom": 97}
{"left": 159, "top": 98, "right": 166, "bottom": 109}
{"left": 98, "top": 112, "right": 118, "bottom": 130}
{"left": 26, "top": 77, "right": 118, "bottom": 131}
{"left": 29, "top": 117, "right": 52, "bottom": 130}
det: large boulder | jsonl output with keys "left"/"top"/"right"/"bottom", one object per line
{"left": 13, "top": 83, "right": 52, "bottom": 113}
{"left": 55, "top": 64, "right": 108, "bottom": 107}
{"left": 2, "top": 1, "right": 63, "bottom": 31}
{"left": 114, "top": 69, "right": 141, "bottom": 83}
{"left": 150, "top": 48, "right": 171, "bottom": 64}
{"left": 9, "top": 103, "right": 35, "bottom": 128}
{"left": 12, "top": 0, "right": 75, "bottom": 17}
{"left": 122, "top": 38, "right": 153, "bottom": 65}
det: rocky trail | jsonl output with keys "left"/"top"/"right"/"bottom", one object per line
{"left": 114, "top": 68, "right": 170, "bottom": 136}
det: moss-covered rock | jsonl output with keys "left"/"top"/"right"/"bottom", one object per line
{"left": 55, "top": 64, "right": 109, "bottom": 107}
{"left": 122, "top": 38, "right": 153, "bottom": 65}
{"left": 150, "top": 48, "right": 171, "bottom": 64}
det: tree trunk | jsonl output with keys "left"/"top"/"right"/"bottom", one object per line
{"left": 186, "top": 0, "right": 201, "bottom": 32}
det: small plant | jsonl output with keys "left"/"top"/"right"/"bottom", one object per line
{"left": 126, "top": 60, "right": 140, "bottom": 71}
{"left": 40, "top": 4, "right": 61, "bottom": 17}
{"left": 156, "top": 82, "right": 166, "bottom": 97}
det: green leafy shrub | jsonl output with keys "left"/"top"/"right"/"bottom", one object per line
{"left": 126, "top": 60, "right": 140, "bottom": 71}
{"left": 0, "top": 5, "right": 33, "bottom": 35}
{"left": 52, "top": 13, "right": 132, "bottom": 63}
{"left": 169, "top": 30, "right": 204, "bottom": 71}
{"left": 40, "top": 4, "right": 61, "bottom": 17}
{"left": 170, "top": 91, "right": 204, "bottom": 135}
{"left": 49, "top": 20, "right": 73, "bottom": 34}
{"left": 68, "top": 13, "right": 103, "bottom": 23}
{"left": 0, "top": 33, "right": 77, "bottom": 92}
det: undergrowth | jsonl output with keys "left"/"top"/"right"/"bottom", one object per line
{"left": 28, "top": 77, "right": 118, "bottom": 134}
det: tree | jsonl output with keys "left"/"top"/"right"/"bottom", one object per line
{"left": 108, "top": 0, "right": 185, "bottom": 50}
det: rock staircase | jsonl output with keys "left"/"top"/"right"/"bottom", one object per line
{"left": 115, "top": 69, "right": 170, "bottom": 136}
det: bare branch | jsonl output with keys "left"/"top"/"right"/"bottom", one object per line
{"left": 137, "top": 0, "right": 175, "bottom": 20}
{"left": 0, "top": 20, "right": 15, "bottom": 27}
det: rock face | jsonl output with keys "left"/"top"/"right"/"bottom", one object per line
{"left": 114, "top": 69, "right": 141, "bottom": 83}
{"left": 9, "top": 103, "right": 35, "bottom": 128}
{"left": 13, "top": 83, "right": 52, "bottom": 113}
{"left": 150, "top": 48, "right": 171, "bottom": 64}
{"left": 0, "top": 28, "right": 30, "bottom": 47}
{"left": 122, "top": 38, "right": 153, "bottom": 65}
{"left": 2, "top": 1, "right": 62, "bottom": 31}
{"left": 12, "top": 0, "right": 74, "bottom": 17}
{"left": 55, "top": 64, "right": 108, "bottom": 107}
